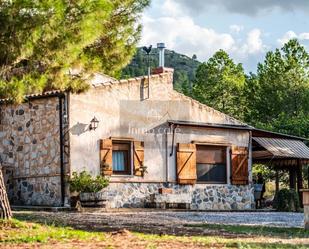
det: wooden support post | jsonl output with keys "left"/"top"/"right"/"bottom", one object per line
{"left": 296, "top": 159, "right": 303, "bottom": 206}
{"left": 275, "top": 169, "right": 279, "bottom": 194}
{"left": 289, "top": 169, "right": 296, "bottom": 190}
{"left": 307, "top": 164, "right": 309, "bottom": 189}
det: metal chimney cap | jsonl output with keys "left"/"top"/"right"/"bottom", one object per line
{"left": 157, "top": 43, "right": 165, "bottom": 49}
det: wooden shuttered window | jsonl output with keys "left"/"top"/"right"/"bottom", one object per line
{"left": 176, "top": 143, "right": 197, "bottom": 185}
{"left": 100, "top": 139, "right": 113, "bottom": 176}
{"left": 100, "top": 138, "right": 145, "bottom": 177}
{"left": 231, "top": 146, "right": 249, "bottom": 185}
{"left": 133, "top": 141, "right": 144, "bottom": 176}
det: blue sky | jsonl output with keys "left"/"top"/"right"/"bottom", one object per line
{"left": 139, "top": 0, "right": 309, "bottom": 72}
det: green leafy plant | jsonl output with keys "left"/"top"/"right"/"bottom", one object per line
{"left": 69, "top": 171, "right": 109, "bottom": 193}
{"left": 273, "top": 188, "right": 300, "bottom": 212}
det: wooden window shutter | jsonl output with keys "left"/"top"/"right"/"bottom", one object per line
{"left": 231, "top": 146, "right": 249, "bottom": 185}
{"left": 100, "top": 139, "right": 113, "bottom": 176}
{"left": 176, "top": 143, "right": 197, "bottom": 185}
{"left": 133, "top": 141, "right": 144, "bottom": 176}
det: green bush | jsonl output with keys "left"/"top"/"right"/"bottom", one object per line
{"left": 69, "top": 171, "right": 109, "bottom": 193}
{"left": 273, "top": 188, "right": 300, "bottom": 212}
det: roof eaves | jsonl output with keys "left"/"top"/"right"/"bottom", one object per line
{"left": 252, "top": 128, "right": 309, "bottom": 141}
{"left": 167, "top": 120, "right": 253, "bottom": 131}
{"left": 0, "top": 90, "right": 64, "bottom": 104}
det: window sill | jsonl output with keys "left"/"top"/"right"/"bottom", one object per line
{"left": 111, "top": 174, "right": 134, "bottom": 178}
{"left": 196, "top": 182, "right": 228, "bottom": 185}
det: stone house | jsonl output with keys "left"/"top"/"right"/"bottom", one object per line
{"left": 2, "top": 66, "right": 308, "bottom": 209}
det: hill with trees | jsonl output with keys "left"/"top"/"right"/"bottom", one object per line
{"left": 122, "top": 47, "right": 200, "bottom": 93}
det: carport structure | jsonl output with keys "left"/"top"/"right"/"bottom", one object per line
{"left": 252, "top": 128, "right": 309, "bottom": 203}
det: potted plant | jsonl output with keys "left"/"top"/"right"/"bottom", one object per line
{"left": 69, "top": 171, "right": 109, "bottom": 208}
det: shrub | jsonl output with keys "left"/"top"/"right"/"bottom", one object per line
{"left": 273, "top": 188, "right": 300, "bottom": 212}
{"left": 69, "top": 171, "right": 109, "bottom": 193}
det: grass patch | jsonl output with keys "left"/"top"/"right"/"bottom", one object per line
{"left": 185, "top": 223, "right": 309, "bottom": 238}
{"left": 135, "top": 232, "right": 309, "bottom": 249}
{"left": 0, "top": 218, "right": 105, "bottom": 244}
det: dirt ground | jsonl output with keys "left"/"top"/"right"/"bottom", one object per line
{"left": 1, "top": 210, "right": 307, "bottom": 249}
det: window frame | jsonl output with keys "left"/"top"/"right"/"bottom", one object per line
{"left": 195, "top": 144, "right": 229, "bottom": 184}
{"left": 111, "top": 140, "right": 132, "bottom": 176}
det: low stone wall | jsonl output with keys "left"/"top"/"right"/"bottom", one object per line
{"left": 99, "top": 183, "right": 255, "bottom": 210}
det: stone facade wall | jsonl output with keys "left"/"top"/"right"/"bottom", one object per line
{"left": 99, "top": 183, "right": 254, "bottom": 210}
{"left": 0, "top": 97, "right": 62, "bottom": 206}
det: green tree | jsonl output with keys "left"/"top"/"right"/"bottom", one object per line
{"left": 192, "top": 50, "right": 246, "bottom": 119}
{"left": 174, "top": 70, "right": 191, "bottom": 95}
{"left": 245, "top": 39, "right": 309, "bottom": 138}
{"left": 122, "top": 48, "right": 200, "bottom": 88}
{"left": 0, "top": 0, "right": 149, "bottom": 102}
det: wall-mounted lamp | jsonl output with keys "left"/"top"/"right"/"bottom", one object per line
{"left": 89, "top": 116, "right": 99, "bottom": 131}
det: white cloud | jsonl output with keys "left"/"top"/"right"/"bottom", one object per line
{"left": 299, "top": 33, "right": 309, "bottom": 40}
{"left": 161, "top": 0, "right": 183, "bottom": 17}
{"left": 229, "top": 24, "right": 244, "bottom": 34}
{"left": 277, "top": 31, "right": 297, "bottom": 45}
{"left": 278, "top": 30, "right": 309, "bottom": 45}
{"left": 140, "top": 9, "right": 266, "bottom": 64}
{"left": 239, "top": 29, "right": 267, "bottom": 55}
{"left": 140, "top": 14, "right": 235, "bottom": 61}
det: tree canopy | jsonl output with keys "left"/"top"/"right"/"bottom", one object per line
{"left": 244, "top": 39, "right": 309, "bottom": 137}
{"left": 192, "top": 50, "right": 246, "bottom": 120}
{"left": 0, "top": 0, "right": 149, "bottom": 102}
{"left": 184, "top": 40, "right": 309, "bottom": 138}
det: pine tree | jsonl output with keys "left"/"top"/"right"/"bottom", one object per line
{"left": 245, "top": 39, "right": 309, "bottom": 137}
{"left": 0, "top": 0, "right": 150, "bottom": 102}
{"left": 192, "top": 50, "right": 246, "bottom": 120}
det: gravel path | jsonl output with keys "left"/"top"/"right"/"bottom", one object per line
{"left": 14, "top": 210, "right": 304, "bottom": 236}
{"left": 160, "top": 211, "right": 304, "bottom": 228}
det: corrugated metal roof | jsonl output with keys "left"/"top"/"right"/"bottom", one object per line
{"left": 253, "top": 137, "right": 309, "bottom": 159}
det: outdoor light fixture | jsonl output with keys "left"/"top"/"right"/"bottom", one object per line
{"left": 89, "top": 116, "right": 99, "bottom": 131}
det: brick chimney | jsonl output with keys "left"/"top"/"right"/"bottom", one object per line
{"left": 152, "top": 67, "right": 174, "bottom": 74}
{"left": 152, "top": 43, "right": 174, "bottom": 75}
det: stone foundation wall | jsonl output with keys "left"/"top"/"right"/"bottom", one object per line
{"left": 99, "top": 183, "right": 255, "bottom": 210}
{"left": 9, "top": 176, "right": 62, "bottom": 206}
{"left": 0, "top": 97, "right": 62, "bottom": 206}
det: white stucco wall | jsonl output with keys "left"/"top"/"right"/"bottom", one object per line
{"left": 68, "top": 72, "right": 251, "bottom": 183}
